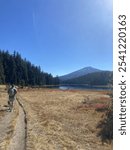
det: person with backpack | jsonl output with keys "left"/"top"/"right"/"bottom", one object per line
{"left": 7, "top": 84, "right": 17, "bottom": 112}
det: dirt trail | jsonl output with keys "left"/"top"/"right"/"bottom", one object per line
{"left": 0, "top": 90, "right": 27, "bottom": 150}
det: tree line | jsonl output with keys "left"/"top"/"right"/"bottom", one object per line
{"left": 0, "top": 50, "right": 59, "bottom": 86}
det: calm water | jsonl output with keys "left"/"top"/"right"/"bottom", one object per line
{"left": 59, "top": 85, "right": 112, "bottom": 91}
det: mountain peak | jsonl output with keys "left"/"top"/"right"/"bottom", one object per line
{"left": 59, "top": 66, "right": 102, "bottom": 81}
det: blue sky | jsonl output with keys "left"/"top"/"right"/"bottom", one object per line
{"left": 0, "top": 0, "right": 113, "bottom": 76}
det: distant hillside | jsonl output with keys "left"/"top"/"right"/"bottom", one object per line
{"left": 59, "top": 67, "right": 101, "bottom": 81}
{"left": 61, "top": 71, "right": 113, "bottom": 86}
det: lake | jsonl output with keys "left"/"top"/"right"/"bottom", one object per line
{"left": 59, "top": 85, "right": 112, "bottom": 91}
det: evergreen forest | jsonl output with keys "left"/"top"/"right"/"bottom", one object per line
{"left": 0, "top": 50, "right": 59, "bottom": 86}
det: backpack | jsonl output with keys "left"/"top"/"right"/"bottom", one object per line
{"left": 8, "top": 88, "right": 17, "bottom": 97}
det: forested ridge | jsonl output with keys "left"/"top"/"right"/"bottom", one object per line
{"left": 61, "top": 71, "right": 113, "bottom": 86}
{"left": 0, "top": 50, "right": 59, "bottom": 86}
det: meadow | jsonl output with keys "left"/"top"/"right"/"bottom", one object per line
{"left": 0, "top": 85, "right": 112, "bottom": 150}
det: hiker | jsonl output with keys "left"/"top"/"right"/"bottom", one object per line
{"left": 7, "top": 84, "right": 17, "bottom": 112}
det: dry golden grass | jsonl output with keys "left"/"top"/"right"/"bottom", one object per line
{"left": 0, "top": 89, "right": 8, "bottom": 118}
{"left": 0, "top": 85, "right": 6, "bottom": 88}
{"left": 18, "top": 89, "right": 112, "bottom": 150}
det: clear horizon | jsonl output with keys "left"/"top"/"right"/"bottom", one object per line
{"left": 0, "top": 0, "right": 113, "bottom": 76}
